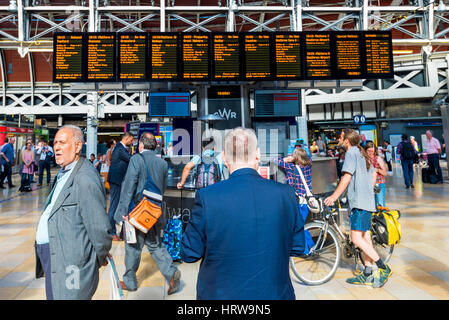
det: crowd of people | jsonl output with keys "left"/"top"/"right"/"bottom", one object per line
{"left": 0, "top": 124, "right": 442, "bottom": 300}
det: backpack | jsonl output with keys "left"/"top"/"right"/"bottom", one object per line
{"left": 372, "top": 209, "right": 402, "bottom": 246}
{"left": 163, "top": 216, "right": 183, "bottom": 261}
{"left": 195, "top": 156, "right": 221, "bottom": 189}
{"left": 401, "top": 141, "right": 415, "bottom": 160}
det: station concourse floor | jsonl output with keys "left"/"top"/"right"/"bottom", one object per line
{"left": 0, "top": 164, "right": 448, "bottom": 300}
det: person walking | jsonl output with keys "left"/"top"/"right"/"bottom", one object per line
{"left": 181, "top": 128, "right": 307, "bottom": 300}
{"left": 36, "top": 140, "right": 54, "bottom": 187}
{"left": 381, "top": 141, "right": 393, "bottom": 172}
{"left": 34, "top": 125, "right": 112, "bottom": 300}
{"left": 397, "top": 134, "right": 417, "bottom": 189}
{"left": 19, "top": 142, "right": 34, "bottom": 192}
{"left": 424, "top": 130, "right": 443, "bottom": 184}
{"left": 0, "top": 137, "right": 15, "bottom": 188}
{"left": 114, "top": 132, "right": 181, "bottom": 295}
{"left": 325, "top": 129, "right": 392, "bottom": 288}
{"left": 365, "top": 141, "right": 388, "bottom": 208}
{"left": 107, "top": 132, "right": 134, "bottom": 241}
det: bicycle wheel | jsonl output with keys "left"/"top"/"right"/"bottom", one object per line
{"left": 290, "top": 222, "right": 341, "bottom": 285}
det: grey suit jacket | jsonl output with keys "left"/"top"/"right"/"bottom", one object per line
{"left": 35, "top": 157, "right": 112, "bottom": 300}
{"left": 115, "top": 150, "right": 168, "bottom": 228}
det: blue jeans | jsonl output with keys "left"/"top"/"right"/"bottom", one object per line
{"left": 38, "top": 160, "right": 51, "bottom": 184}
{"left": 375, "top": 183, "right": 386, "bottom": 208}
{"left": 401, "top": 159, "right": 414, "bottom": 187}
{"left": 299, "top": 203, "right": 314, "bottom": 255}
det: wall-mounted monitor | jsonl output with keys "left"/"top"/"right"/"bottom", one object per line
{"left": 149, "top": 92, "right": 191, "bottom": 117}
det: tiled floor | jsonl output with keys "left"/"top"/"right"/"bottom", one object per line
{"left": 0, "top": 163, "right": 448, "bottom": 300}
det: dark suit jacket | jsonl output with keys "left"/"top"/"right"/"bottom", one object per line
{"left": 107, "top": 142, "right": 131, "bottom": 185}
{"left": 114, "top": 149, "right": 168, "bottom": 227}
{"left": 181, "top": 168, "right": 306, "bottom": 300}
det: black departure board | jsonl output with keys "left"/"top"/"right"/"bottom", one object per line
{"left": 53, "top": 33, "right": 85, "bottom": 82}
{"left": 243, "top": 33, "right": 272, "bottom": 80}
{"left": 334, "top": 32, "right": 363, "bottom": 79}
{"left": 87, "top": 33, "right": 116, "bottom": 81}
{"left": 212, "top": 33, "right": 240, "bottom": 80}
{"left": 52, "top": 31, "right": 394, "bottom": 83}
{"left": 274, "top": 33, "right": 302, "bottom": 80}
{"left": 304, "top": 32, "right": 333, "bottom": 79}
{"left": 181, "top": 33, "right": 210, "bottom": 80}
{"left": 364, "top": 31, "right": 394, "bottom": 78}
{"left": 118, "top": 33, "right": 147, "bottom": 81}
{"left": 150, "top": 33, "right": 179, "bottom": 80}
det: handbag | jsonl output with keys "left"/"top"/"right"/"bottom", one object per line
{"left": 295, "top": 164, "right": 321, "bottom": 214}
{"left": 128, "top": 154, "right": 163, "bottom": 234}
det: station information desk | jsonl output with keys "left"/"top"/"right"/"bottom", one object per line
{"left": 162, "top": 155, "right": 338, "bottom": 230}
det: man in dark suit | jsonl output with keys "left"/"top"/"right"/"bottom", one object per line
{"left": 114, "top": 132, "right": 181, "bottom": 295}
{"left": 107, "top": 132, "right": 134, "bottom": 240}
{"left": 181, "top": 127, "right": 307, "bottom": 300}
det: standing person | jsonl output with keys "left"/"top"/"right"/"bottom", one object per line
{"left": 166, "top": 142, "right": 173, "bottom": 157}
{"left": 360, "top": 134, "right": 367, "bottom": 148}
{"left": 309, "top": 140, "right": 319, "bottom": 154}
{"left": 176, "top": 137, "right": 221, "bottom": 190}
{"left": 19, "top": 142, "right": 34, "bottom": 192}
{"left": 273, "top": 147, "right": 314, "bottom": 253}
{"left": 181, "top": 128, "right": 307, "bottom": 300}
{"left": 0, "top": 137, "right": 15, "bottom": 188}
{"left": 34, "top": 125, "right": 112, "bottom": 300}
{"left": 317, "top": 135, "right": 326, "bottom": 154}
{"left": 410, "top": 136, "right": 419, "bottom": 152}
{"left": 397, "top": 134, "right": 417, "bottom": 189}
{"left": 336, "top": 147, "right": 346, "bottom": 179}
{"left": 89, "top": 153, "right": 96, "bottom": 163}
{"left": 107, "top": 132, "right": 134, "bottom": 241}
{"left": 114, "top": 132, "right": 181, "bottom": 295}
{"left": 381, "top": 141, "right": 393, "bottom": 172}
{"left": 106, "top": 139, "right": 116, "bottom": 167}
{"left": 365, "top": 142, "right": 388, "bottom": 208}
{"left": 424, "top": 130, "right": 443, "bottom": 184}
{"left": 36, "top": 140, "right": 54, "bottom": 187}
{"left": 324, "top": 129, "right": 392, "bottom": 288}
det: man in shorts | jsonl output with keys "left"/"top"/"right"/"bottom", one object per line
{"left": 324, "top": 129, "right": 392, "bottom": 288}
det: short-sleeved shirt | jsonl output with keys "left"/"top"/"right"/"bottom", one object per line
{"left": 342, "top": 146, "right": 376, "bottom": 213}
{"left": 384, "top": 145, "right": 392, "bottom": 162}
{"left": 425, "top": 137, "right": 441, "bottom": 155}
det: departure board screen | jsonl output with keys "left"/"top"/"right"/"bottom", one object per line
{"left": 243, "top": 33, "right": 272, "bottom": 80}
{"left": 149, "top": 92, "right": 190, "bottom": 117}
{"left": 181, "top": 33, "right": 210, "bottom": 80}
{"left": 274, "top": 33, "right": 302, "bottom": 79}
{"left": 87, "top": 33, "right": 116, "bottom": 81}
{"left": 304, "top": 32, "right": 333, "bottom": 79}
{"left": 118, "top": 33, "right": 147, "bottom": 81}
{"left": 364, "top": 31, "right": 393, "bottom": 78}
{"left": 53, "top": 33, "right": 85, "bottom": 82}
{"left": 212, "top": 33, "right": 240, "bottom": 80}
{"left": 334, "top": 32, "right": 363, "bottom": 79}
{"left": 255, "top": 90, "right": 301, "bottom": 117}
{"left": 150, "top": 33, "right": 179, "bottom": 80}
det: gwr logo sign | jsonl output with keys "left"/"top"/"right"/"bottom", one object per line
{"left": 213, "top": 107, "right": 237, "bottom": 120}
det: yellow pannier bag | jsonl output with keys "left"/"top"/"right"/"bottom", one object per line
{"left": 372, "top": 209, "right": 402, "bottom": 246}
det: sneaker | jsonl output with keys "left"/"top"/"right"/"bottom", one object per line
{"left": 167, "top": 269, "right": 181, "bottom": 295}
{"left": 372, "top": 265, "right": 392, "bottom": 288}
{"left": 346, "top": 273, "right": 373, "bottom": 286}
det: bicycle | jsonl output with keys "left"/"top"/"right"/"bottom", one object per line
{"left": 289, "top": 195, "right": 394, "bottom": 286}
